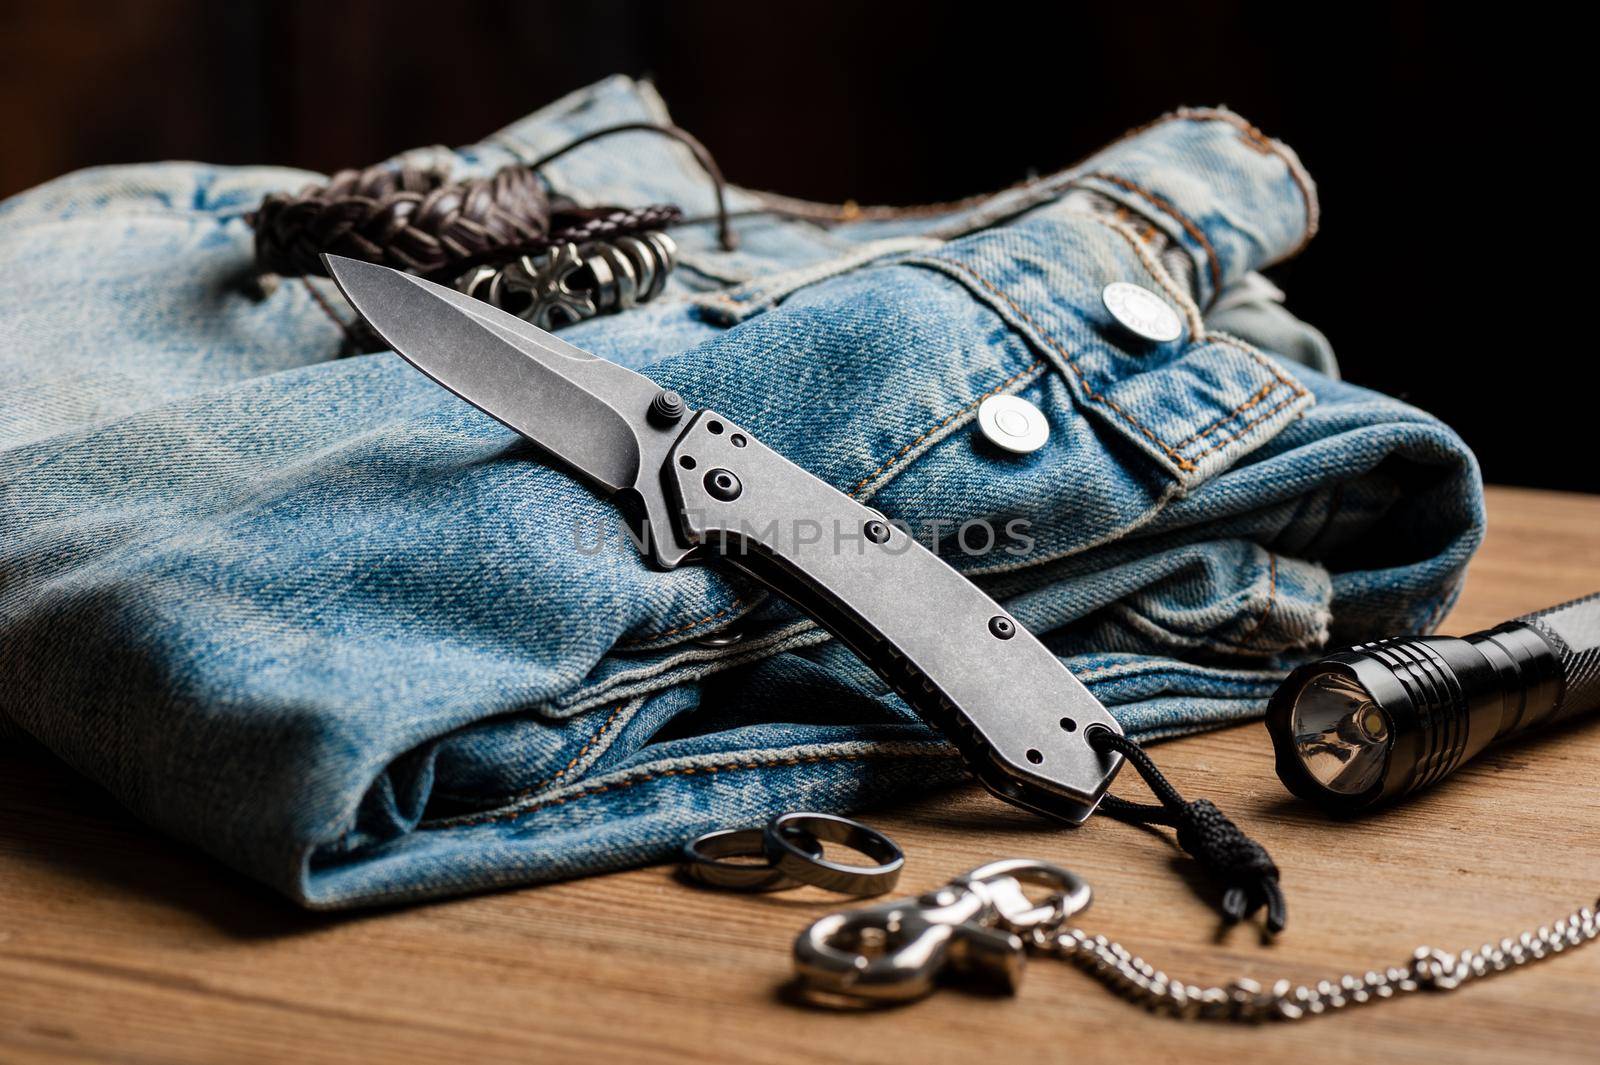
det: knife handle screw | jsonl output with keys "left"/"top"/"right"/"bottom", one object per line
{"left": 705, "top": 469, "right": 743, "bottom": 501}
{"left": 863, "top": 520, "right": 891, "bottom": 544}
{"left": 649, "top": 389, "right": 687, "bottom": 426}
{"left": 988, "top": 616, "right": 1016, "bottom": 640}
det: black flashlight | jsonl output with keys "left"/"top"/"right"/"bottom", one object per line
{"left": 1267, "top": 592, "right": 1600, "bottom": 813}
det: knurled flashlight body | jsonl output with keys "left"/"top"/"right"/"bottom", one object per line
{"left": 1268, "top": 592, "right": 1600, "bottom": 812}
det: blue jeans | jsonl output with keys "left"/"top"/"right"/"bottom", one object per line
{"left": 0, "top": 77, "right": 1481, "bottom": 907}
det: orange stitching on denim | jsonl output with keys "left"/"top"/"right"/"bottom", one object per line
{"left": 1112, "top": 597, "right": 1301, "bottom": 657}
{"left": 1236, "top": 552, "right": 1279, "bottom": 645}
{"left": 1200, "top": 330, "right": 1307, "bottom": 402}
{"left": 1169, "top": 381, "right": 1279, "bottom": 451}
{"left": 671, "top": 267, "right": 1306, "bottom": 649}
{"left": 937, "top": 261, "right": 1308, "bottom": 475}
{"left": 1084, "top": 172, "right": 1223, "bottom": 295}
{"left": 621, "top": 601, "right": 746, "bottom": 647}
{"left": 1184, "top": 108, "right": 1320, "bottom": 252}
{"left": 741, "top": 108, "right": 1317, "bottom": 258}
{"left": 434, "top": 747, "right": 962, "bottom": 829}
{"left": 850, "top": 361, "right": 1046, "bottom": 496}
{"left": 1089, "top": 213, "right": 1204, "bottom": 336}
{"left": 937, "top": 261, "right": 1198, "bottom": 472}
{"left": 426, "top": 701, "right": 637, "bottom": 814}
{"left": 1096, "top": 107, "right": 1318, "bottom": 256}
{"left": 747, "top": 187, "right": 1002, "bottom": 223}
{"left": 1185, "top": 391, "right": 1307, "bottom": 464}
{"left": 695, "top": 290, "right": 751, "bottom": 312}
{"left": 1222, "top": 116, "right": 1278, "bottom": 155}
{"left": 525, "top": 701, "right": 631, "bottom": 798}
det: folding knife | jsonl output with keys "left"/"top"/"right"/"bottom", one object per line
{"left": 325, "top": 255, "right": 1124, "bottom": 823}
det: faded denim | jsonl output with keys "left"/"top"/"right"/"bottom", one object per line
{"left": 0, "top": 77, "right": 1482, "bottom": 907}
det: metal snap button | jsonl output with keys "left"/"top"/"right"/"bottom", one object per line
{"left": 976, "top": 394, "right": 1049, "bottom": 454}
{"left": 1102, "top": 281, "right": 1183, "bottom": 344}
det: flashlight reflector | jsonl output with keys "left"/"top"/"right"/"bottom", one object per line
{"left": 1288, "top": 671, "right": 1392, "bottom": 796}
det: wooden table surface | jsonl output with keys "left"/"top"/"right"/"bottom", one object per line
{"left": 3, "top": 484, "right": 1597, "bottom": 1064}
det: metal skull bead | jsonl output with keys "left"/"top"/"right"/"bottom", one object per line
{"left": 455, "top": 232, "right": 678, "bottom": 331}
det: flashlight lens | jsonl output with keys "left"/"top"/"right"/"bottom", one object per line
{"left": 1288, "top": 671, "right": 1394, "bottom": 796}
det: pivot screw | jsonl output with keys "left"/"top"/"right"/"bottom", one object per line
{"left": 863, "top": 519, "right": 891, "bottom": 544}
{"left": 704, "top": 468, "right": 742, "bottom": 501}
{"left": 648, "top": 389, "right": 686, "bottom": 426}
{"left": 988, "top": 616, "right": 1016, "bottom": 640}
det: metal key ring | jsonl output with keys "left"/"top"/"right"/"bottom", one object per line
{"left": 681, "top": 827, "right": 823, "bottom": 892}
{"left": 763, "top": 812, "right": 904, "bottom": 896}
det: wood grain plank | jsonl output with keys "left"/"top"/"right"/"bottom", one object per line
{"left": 2, "top": 485, "right": 1597, "bottom": 1064}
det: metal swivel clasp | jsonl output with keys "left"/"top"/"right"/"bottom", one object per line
{"left": 792, "top": 859, "right": 1091, "bottom": 1005}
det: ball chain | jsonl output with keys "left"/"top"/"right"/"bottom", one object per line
{"left": 1026, "top": 897, "right": 1600, "bottom": 1022}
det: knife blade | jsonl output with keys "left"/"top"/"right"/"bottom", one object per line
{"left": 325, "top": 254, "right": 695, "bottom": 566}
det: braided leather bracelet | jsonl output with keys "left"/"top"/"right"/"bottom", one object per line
{"left": 247, "top": 121, "right": 731, "bottom": 283}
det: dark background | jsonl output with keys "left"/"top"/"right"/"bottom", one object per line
{"left": 2, "top": 2, "right": 1587, "bottom": 491}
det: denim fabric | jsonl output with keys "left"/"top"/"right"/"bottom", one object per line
{"left": 0, "top": 77, "right": 1483, "bottom": 907}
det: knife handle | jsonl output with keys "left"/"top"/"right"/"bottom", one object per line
{"left": 662, "top": 410, "right": 1123, "bottom": 823}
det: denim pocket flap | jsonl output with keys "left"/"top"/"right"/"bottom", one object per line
{"left": 910, "top": 212, "right": 1311, "bottom": 489}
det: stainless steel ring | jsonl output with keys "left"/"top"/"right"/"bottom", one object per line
{"left": 681, "top": 827, "right": 821, "bottom": 892}
{"left": 762, "top": 812, "right": 904, "bottom": 896}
